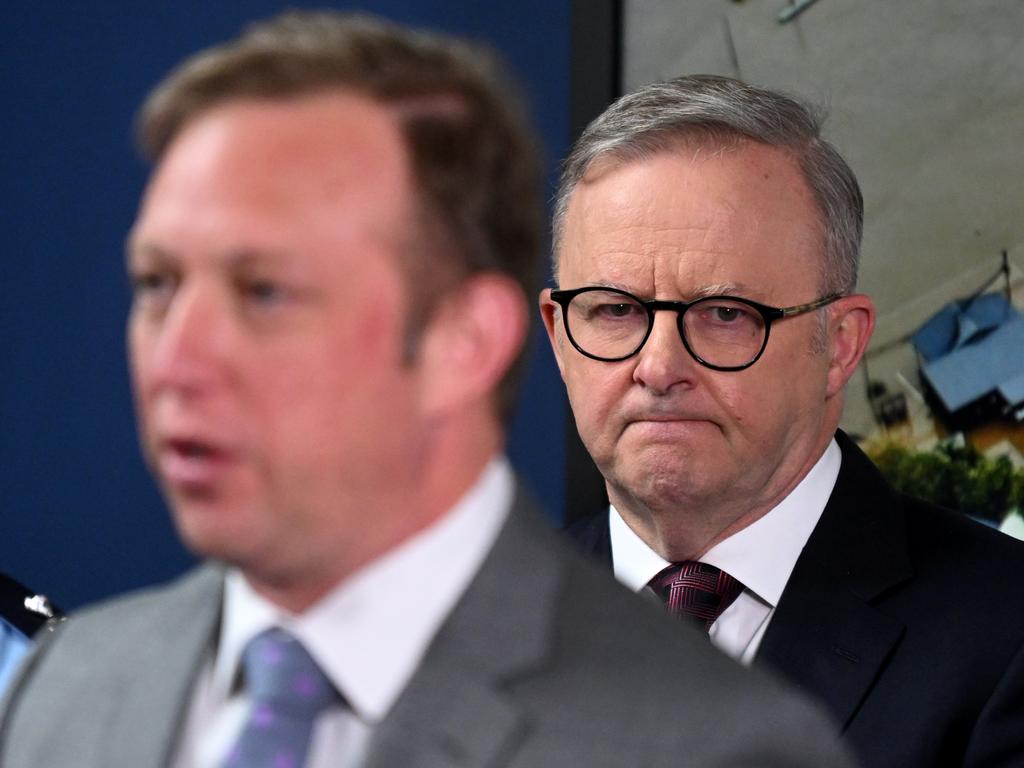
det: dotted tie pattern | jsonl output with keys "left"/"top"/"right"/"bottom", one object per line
{"left": 221, "top": 628, "right": 339, "bottom": 768}
{"left": 648, "top": 561, "right": 743, "bottom": 632}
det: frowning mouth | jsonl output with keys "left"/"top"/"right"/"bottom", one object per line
{"left": 625, "top": 410, "right": 715, "bottom": 425}
{"left": 623, "top": 417, "right": 718, "bottom": 440}
{"left": 631, "top": 415, "right": 704, "bottom": 423}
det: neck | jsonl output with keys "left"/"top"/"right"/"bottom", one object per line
{"left": 245, "top": 406, "right": 504, "bottom": 614}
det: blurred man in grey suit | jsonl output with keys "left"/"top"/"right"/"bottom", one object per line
{"left": 0, "top": 13, "right": 852, "bottom": 768}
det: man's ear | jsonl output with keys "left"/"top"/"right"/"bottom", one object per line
{"left": 538, "top": 288, "right": 567, "bottom": 379}
{"left": 826, "top": 293, "right": 876, "bottom": 397}
{"left": 417, "top": 273, "right": 528, "bottom": 419}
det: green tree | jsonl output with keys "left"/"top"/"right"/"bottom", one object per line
{"left": 867, "top": 441, "right": 1024, "bottom": 524}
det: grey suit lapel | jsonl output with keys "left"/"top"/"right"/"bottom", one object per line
{"left": 364, "top": 486, "right": 562, "bottom": 768}
{"left": 756, "top": 431, "right": 912, "bottom": 728}
{"left": 104, "top": 565, "right": 224, "bottom": 767}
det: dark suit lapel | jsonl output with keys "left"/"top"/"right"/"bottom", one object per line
{"left": 756, "top": 432, "right": 912, "bottom": 729}
{"left": 563, "top": 508, "right": 612, "bottom": 568}
{"left": 105, "top": 566, "right": 224, "bottom": 767}
{"left": 364, "top": 486, "right": 563, "bottom": 768}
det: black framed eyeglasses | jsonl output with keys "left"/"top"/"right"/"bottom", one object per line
{"left": 549, "top": 286, "right": 843, "bottom": 371}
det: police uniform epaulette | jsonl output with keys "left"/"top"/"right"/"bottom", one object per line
{"left": 0, "top": 572, "right": 62, "bottom": 638}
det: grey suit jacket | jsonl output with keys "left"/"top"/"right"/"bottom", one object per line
{"left": 0, "top": 491, "right": 853, "bottom": 767}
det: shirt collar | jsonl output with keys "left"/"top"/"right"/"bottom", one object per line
{"left": 610, "top": 438, "right": 840, "bottom": 607}
{"left": 212, "top": 456, "right": 515, "bottom": 724}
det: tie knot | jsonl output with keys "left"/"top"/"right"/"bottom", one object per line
{"left": 242, "top": 628, "right": 338, "bottom": 717}
{"left": 648, "top": 561, "right": 743, "bottom": 632}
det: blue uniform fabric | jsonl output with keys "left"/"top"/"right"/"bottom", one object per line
{"left": 0, "top": 620, "right": 31, "bottom": 694}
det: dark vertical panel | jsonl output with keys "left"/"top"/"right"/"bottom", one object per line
{"left": 570, "top": 0, "right": 622, "bottom": 137}
{"left": 563, "top": 0, "right": 623, "bottom": 524}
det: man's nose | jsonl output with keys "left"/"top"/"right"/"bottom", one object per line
{"left": 632, "top": 311, "right": 698, "bottom": 394}
{"left": 143, "top": 284, "right": 232, "bottom": 395}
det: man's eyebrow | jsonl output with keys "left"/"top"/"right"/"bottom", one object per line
{"left": 690, "top": 282, "right": 747, "bottom": 298}
{"left": 124, "top": 242, "right": 292, "bottom": 270}
{"left": 611, "top": 282, "right": 757, "bottom": 300}
{"left": 225, "top": 248, "right": 291, "bottom": 269}
{"left": 566, "top": 281, "right": 758, "bottom": 300}
{"left": 125, "top": 238, "right": 174, "bottom": 268}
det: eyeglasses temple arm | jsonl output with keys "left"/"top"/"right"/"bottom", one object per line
{"left": 778, "top": 293, "right": 844, "bottom": 317}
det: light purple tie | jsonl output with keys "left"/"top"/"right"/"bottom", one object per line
{"left": 221, "top": 628, "right": 339, "bottom": 768}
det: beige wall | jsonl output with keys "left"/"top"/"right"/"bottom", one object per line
{"left": 622, "top": 0, "right": 1024, "bottom": 437}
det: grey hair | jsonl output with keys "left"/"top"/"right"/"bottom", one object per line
{"left": 552, "top": 74, "right": 862, "bottom": 295}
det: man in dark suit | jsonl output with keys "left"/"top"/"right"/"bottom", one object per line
{"left": 0, "top": 17, "right": 851, "bottom": 768}
{"left": 541, "top": 74, "right": 1024, "bottom": 768}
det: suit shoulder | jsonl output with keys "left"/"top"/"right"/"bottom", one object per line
{"left": 902, "top": 494, "right": 1024, "bottom": 577}
{"left": 9, "top": 564, "right": 221, "bottom": 685}
{"left": 831, "top": 432, "right": 1024, "bottom": 594}
{"left": 901, "top": 495, "right": 1024, "bottom": 598}
{"left": 65, "top": 564, "right": 221, "bottom": 635}
{"left": 0, "top": 567, "right": 222, "bottom": 767}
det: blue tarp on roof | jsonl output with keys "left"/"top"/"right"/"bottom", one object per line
{"left": 911, "top": 292, "right": 1018, "bottom": 362}
{"left": 918, "top": 298, "right": 1024, "bottom": 412}
{"left": 998, "top": 372, "right": 1024, "bottom": 406}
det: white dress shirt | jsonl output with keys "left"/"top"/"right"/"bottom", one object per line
{"left": 171, "top": 456, "right": 514, "bottom": 768}
{"left": 610, "top": 439, "right": 841, "bottom": 664}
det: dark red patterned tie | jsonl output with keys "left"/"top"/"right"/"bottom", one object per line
{"left": 648, "top": 561, "right": 743, "bottom": 632}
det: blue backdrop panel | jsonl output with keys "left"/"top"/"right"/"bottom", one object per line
{"left": 0, "top": 1, "right": 568, "bottom": 610}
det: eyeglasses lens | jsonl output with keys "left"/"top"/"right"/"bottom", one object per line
{"left": 565, "top": 291, "right": 767, "bottom": 367}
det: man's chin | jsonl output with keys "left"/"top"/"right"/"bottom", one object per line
{"left": 611, "top": 457, "right": 729, "bottom": 510}
{"left": 169, "top": 500, "right": 256, "bottom": 563}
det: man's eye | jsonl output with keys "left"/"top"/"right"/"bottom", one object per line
{"left": 711, "top": 306, "right": 744, "bottom": 323}
{"left": 241, "top": 279, "right": 286, "bottom": 305}
{"left": 694, "top": 302, "right": 762, "bottom": 333}
{"left": 130, "top": 271, "right": 175, "bottom": 299}
{"left": 598, "top": 303, "right": 636, "bottom": 318}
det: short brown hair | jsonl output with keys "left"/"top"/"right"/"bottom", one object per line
{"left": 139, "top": 10, "right": 543, "bottom": 420}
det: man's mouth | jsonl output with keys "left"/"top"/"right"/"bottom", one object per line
{"left": 623, "top": 415, "right": 717, "bottom": 440}
{"left": 172, "top": 439, "right": 214, "bottom": 457}
{"left": 157, "top": 437, "right": 233, "bottom": 490}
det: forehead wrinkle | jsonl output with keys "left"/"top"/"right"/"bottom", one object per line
{"left": 577, "top": 239, "right": 747, "bottom": 301}
{"left": 563, "top": 154, "right": 772, "bottom": 295}
{"left": 579, "top": 249, "right": 656, "bottom": 295}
